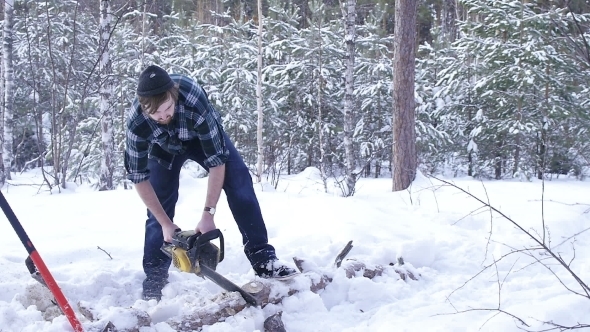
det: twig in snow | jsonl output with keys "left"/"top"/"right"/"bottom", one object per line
{"left": 97, "top": 246, "right": 112, "bottom": 260}
{"left": 334, "top": 241, "right": 353, "bottom": 268}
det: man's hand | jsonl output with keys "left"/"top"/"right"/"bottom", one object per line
{"left": 162, "top": 222, "right": 181, "bottom": 242}
{"left": 195, "top": 213, "right": 217, "bottom": 234}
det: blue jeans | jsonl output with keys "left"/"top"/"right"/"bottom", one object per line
{"left": 142, "top": 132, "right": 277, "bottom": 288}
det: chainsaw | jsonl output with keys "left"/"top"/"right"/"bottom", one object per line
{"left": 160, "top": 229, "right": 258, "bottom": 306}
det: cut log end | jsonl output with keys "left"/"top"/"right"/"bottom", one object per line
{"left": 264, "top": 311, "right": 287, "bottom": 332}
{"left": 101, "top": 321, "right": 117, "bottom": 332}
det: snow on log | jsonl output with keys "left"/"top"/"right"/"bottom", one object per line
{"left": 342, "top": 258, "right": 419, "bottom": 281}
{"left": 78, "top": 301, "right": 151, "bottom": 332}
{"left": 166, "top": 292, "right": 248, "bottom": 331}
{"left": 81, "top": 242, "right": 419, "bottom": 331}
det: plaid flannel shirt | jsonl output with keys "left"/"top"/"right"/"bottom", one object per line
{"left": 124, "top": 74, "right": 229, "bottom": 184}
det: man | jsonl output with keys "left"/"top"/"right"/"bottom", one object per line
{"left": 125, "top": 65, "right": 297, "bottom": 301}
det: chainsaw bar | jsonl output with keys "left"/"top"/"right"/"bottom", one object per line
{"left": 199, "top": 264, "right": 259, "bottom": 306}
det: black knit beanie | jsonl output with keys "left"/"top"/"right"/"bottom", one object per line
{"left": 136, "top": 65, "right": 174, "bottom": 97}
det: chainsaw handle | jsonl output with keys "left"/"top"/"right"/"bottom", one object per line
{"left": 196, "top": 229, "right": 224, "bottom": 262}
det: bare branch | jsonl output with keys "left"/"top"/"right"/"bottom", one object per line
{"left": 334, "top": 241, "right": 353, "bottom": 268}
{"left": 568, "top": 241, "right": 576, "bottom": 268}
{"left": 452, "top": 205, "right": 489, "bottom": 225}
{"left": 446, "top": 248, "right": 525, "bottom": 301}
{"left": 434, "top": 308, "right": 530, "bottom": 328}
{"left": 531, "top": 199, "right": 590, "bottom": 210}
{"left": 480, "top": 180, "right": 494, "bottom": 264}
{"left": 430, "top": 175, "right": 590, "bottom": 297}
{"left": 97, "top": 246, "right": 113, "bottom": 260}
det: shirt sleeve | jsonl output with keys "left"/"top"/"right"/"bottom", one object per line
{"left": 125, "top": 124, "right": 151, "bottom": 184}
{"left": 191, "top": 86, "right": 229, "bottom": 168}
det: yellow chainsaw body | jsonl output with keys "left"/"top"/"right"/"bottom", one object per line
{"left": 161, "top": 231, "right": 221, "bottom": 275}
{"left": 170, "top": 247, "right": 194, "bottom": 273}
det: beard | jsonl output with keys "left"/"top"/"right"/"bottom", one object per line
{"left": 157, "top": 114, "right": 174, "bottom": 125}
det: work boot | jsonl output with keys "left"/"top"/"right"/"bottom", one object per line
{"left": 142, "top": 278, "right": 168, "bottom": 301}
{"left": 254, "top": 259, "right": 299, "bottom": 280}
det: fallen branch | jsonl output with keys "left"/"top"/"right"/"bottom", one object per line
{"left": 430, "top": 174, "right": 589, "bottom": 330}
{"left": 334, "top": 240, "right": 353, "bottom": 268}
{"left": 430, "top": 175, "right": 590, "bottom": 297}
{"left": 435, "top": 308, "right": 529, "bottom": 327}
{"left": 97, "top": 246, "right": 113, "bottom": 259}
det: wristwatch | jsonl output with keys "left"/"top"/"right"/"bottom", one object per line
{"left": 204, "top": 207, "right": 216, "bottom": 215}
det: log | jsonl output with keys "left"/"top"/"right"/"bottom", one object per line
{"left": 16, "top": 282, "right": 62, "bottom": 321}
{"left": 264, "top": 311, "right": 286, "bottom": 332}
{"left": 164, "top": 260, "right": 335, "bottom": 331}
{"left": 164, "top": 245, "right": 419, "bottom": 331}
{"left": 242, "top": 280, "right": 269, "bottom": 304}
{"left": 166, "top": 292, "right": 248, "bottom": 331}
{"left": 342, "top": 260, "right": 384, "bottom": 279}
{"left": 101, "top": 321, "right": 117, "bottom": 332}
{"left": 342, "top": 258, "right": 419, "bottom": 281}
{"left": 77, "top": 301, "right": 151, "bottom": 332}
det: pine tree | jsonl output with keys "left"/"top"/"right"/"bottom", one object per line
{"left": 355, "top": 3, "right": 394, "bottom": 178}
{"left": 436, "top": 0, "right": 590, "bottom": 179}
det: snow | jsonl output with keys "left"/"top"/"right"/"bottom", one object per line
{"left": 1, "top": 167, "right": 589, "bottom": 332}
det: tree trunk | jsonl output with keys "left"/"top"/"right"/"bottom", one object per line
{"left": 99, "top": 0, "right": 115, "bottom": 190}
{"left": 442, "top": 0, "right": 457, "bottom": 43}
{"left": 513, "top": 0, "right": 524, "bottom": 177}
{"left": 151, "top": 0, "right": 171, "bottom": 36}
{"left": 0, "top": 1, "right": 5, "bottom": 187}
{"left": 59, "top": 2, "right": 81, "bottom": 189}
{"left": 342, "top": 0, "right": 357, "bottom": 197}
{"left": 255, "top": 0, "right": 264, "bottom": 183}
{"left": 537, "top": 127, "right": 546, "bottom": 180}
{"left": 316, "top": 10, "right": 328, "bottom": 193}
{"left": 513, "top": 98, "right": 522, "bottom": 176}
{"left": 392, "top": 0, "right": 418, "bottom": 191}
{"left": 141, "top": 2, "right": 148, "bottom": 67}
{"left": 495, "top": 139, "right": 503, "bottom": 179}
{"left": 3, "top": 0, "right": 14, "bottom": 180}
{"left": 538, "top": 65, "right": 550, "bottom": 180}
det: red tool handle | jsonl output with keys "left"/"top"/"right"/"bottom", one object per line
{"left": 0, "top": 191, "right": 84, "bottom": 332}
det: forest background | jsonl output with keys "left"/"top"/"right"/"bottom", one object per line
{"left": 0, "top": 0, "right": 588, "bottom": 194}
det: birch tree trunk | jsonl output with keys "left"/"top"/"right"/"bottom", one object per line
{"left": 255, "top": 0, "right": 264, "bottom": 183}
{"left": 3, "top": 0, "right": 14, "bottom": 181}
{"left": 0, "top": 13, "right": 4, "bottom": 187}
{"left": 392, "top": 0, "right": 417, "bottom": 191}
{"left": 316, "top": 10, "right": 328, "bottom": 193}
{"left": 98, "top": 0, "right": 115, "bottom": 190}
{"left": 342, "top": 0, "right": 357, "bottom": 197}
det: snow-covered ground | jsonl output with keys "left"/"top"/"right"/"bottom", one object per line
{"left": 1, "top": 165, "right": 589, "bottom": 331}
